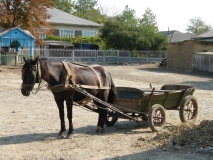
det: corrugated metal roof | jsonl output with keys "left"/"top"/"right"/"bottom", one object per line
{"left": 0, "top": 27, "right": 35, "bottom": 39}
{"left": 47, "top": 8, "right": 102, "bottom": 27}
{"left": 193, "top": 29, "right": 213, "bottom": 39}
{"left": 194, "top": 52, "right": 213, "bottom": 55}
{"left": 160, "top": 30, "right": 177, "bottom": 36}
{"left": 44, "top": 40, "right": 73, "bottom": 46}
{"left": 160, "top": 30, "right": 196, "bottom": 43}
{"left": 170, "top": 31, "right": 196, "bottom": 43}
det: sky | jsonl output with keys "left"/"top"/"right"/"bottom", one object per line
{"left": 97, "top": 0, "right": 212, "bottom": 33}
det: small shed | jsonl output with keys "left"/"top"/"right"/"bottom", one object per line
{"left": 42, "top": 40, "right": 74, "bottom": 49}
{"left": 166, "top": 40, "right": 213, "bottom": 70}
{"left": 192, "top": 52, "right": 213, "bottom": 73}
{"left": 0, "top": 27, "right": 35, "bottom": 56}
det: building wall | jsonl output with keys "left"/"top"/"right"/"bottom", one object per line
{"left": 1, "top": 28, "right": 34, "bottom": 47}
{"left": 166, "top": 40, "right": 194, "bottom": 70}
{"left": 194, "top": 41, "right": 213, "bottom": 52}
{"left": 50, "top": 24, "right": 100, "bottom": 37}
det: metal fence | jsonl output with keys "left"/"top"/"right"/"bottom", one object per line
{"left": 192, "top": 53, "right": 213, "bottom": 73}
{"left": 0, "top": 48, "right": 166, "bottom": 66}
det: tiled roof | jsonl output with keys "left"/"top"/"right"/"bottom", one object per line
{"left": 47, "top": 8, "right": 102, "bottom": 27}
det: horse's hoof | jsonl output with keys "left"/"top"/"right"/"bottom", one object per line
{"left": 66, "top": 133, "right": 74, "bottom": 139}
{"left": 95, "top": 127, "right": 105, "bottom": 133}
{"left": 57, "top": 131, "right": 66, "bottom": 139}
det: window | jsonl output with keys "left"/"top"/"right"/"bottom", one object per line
{"left": 60, "top": 29, "right": 74, "bottom": 37}
{"left": 82, "top": 30, "right": 96, "bottom": 37}
{"left": 38, "top": 28, "right": 48, "bottom": 39}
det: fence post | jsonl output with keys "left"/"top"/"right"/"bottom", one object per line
{"left": 146, "top": 51, "right": 148, "bottom": 62}
{"left": 209, "top": 55, "right": 210, "bottom": 72}
{"left": 46, "top": 49, "right": 49, "bottom": 58}
{"left": 117, "top": 50, "right": 119, "bottom": 64}
{"left": 129, "top": 51, "right": 131, "bottom": 63}
{"left": 95, "top": 50, "right": 97, "bottom": 63}
{"left": 15, "top": 53, "right": 18, "bottom": 66}
{"left": 103, "top": 50, "right": 105, "bottom": 64}
{"left": 72, "top": 50, "right": 74, "bottom": 62}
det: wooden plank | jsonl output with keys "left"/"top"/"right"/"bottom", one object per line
{"left": 116, "top": 98, "right": 138, "bottom": 110}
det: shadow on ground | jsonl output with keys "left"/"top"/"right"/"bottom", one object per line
{"left": 0, "top": 120, "right": 152, "bottom": 146}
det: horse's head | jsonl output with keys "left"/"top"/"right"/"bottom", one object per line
{"left": 21, "top": 56, "right": 39, "bottom": 96}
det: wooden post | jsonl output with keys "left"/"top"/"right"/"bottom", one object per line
{"left": 144, "top": 87, "right": 155, "bottom": 112}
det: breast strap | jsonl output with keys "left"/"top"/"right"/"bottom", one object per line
{"left": 62, "top": 61, "right": 110, "bottom": 90}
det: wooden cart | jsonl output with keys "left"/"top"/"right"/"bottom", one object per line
{"left": 105, "top": 84, "right": 198, "bottom": 132}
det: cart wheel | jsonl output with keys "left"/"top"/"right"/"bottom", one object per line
{"left": 142, "top": 116, "right": 148, "bottom": 121}
{"left": 179, "top": 95, "right": 198, "bottom": 123}
{"left": 148, "top": 104, "right": 166, "bottom": 132}
{"left": 105, "top": 114, "right": 118, "bottom": 126}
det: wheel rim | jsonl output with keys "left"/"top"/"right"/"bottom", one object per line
{"left": 184, "top": 100, "right": 196, "bottom": 120}
{"left": 153, "top": 108, "right": 165, "bottom": 128}
{"left": 107, "top": 115, "right": 113, "bottom": 121}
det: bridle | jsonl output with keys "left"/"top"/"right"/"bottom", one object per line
{"left": 21, "top": 59, "right": 43, "bottom": 93}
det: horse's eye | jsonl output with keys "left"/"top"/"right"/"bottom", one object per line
{"left": 30, "top": 66, "right": 36, "bottom": 71}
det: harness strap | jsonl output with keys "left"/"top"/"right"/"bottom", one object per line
{"left": 75, "top": 84, "right": 110, "bottom": 89}
{"left": 62, "top": 61, "right": 110, "bottom": 90}
{"left": 62, "top": 61, "right": 75, "bottom": 87}
{"left": 76, "top": 97, "right": 92, "bottom": 106}
{"left": 88, "top": 66, "right": 102, "bottom": 87}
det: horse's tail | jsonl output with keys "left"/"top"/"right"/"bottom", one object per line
{"left": 108, "top": 74, "right": 118, "bottom": 104}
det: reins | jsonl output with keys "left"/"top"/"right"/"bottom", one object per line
{"left": 32, "top": 60, "right": 44, "bottom": 94}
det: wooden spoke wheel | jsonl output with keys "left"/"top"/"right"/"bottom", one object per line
{"left": 105, "top": 113, "right": 118, "bottom": 126}
{"left": 179, "top": 95, "right": 198, "bottom": 123}
{"left": 148, "top": 104, "right": 166, "bottom": 132}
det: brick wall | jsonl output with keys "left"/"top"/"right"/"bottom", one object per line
{"left": 166, "top": 40, "right": 194, "bottom": 70}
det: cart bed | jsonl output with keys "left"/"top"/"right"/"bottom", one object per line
{"left": 116, "top": 85, "right": 195, "bottom": 112}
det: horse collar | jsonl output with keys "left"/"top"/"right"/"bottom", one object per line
{"left": 62, "top": 61, "right": 76, "bottom": 87}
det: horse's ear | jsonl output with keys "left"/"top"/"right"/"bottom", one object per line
{"left": 23, "top": 57, "right": 26, "bottom": 62}
{"left": 34, "top": 56, "right": 39, "bottom": 63}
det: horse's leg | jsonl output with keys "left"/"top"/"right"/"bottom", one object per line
{"left": 55, "top": 99, "right": 66, "bottom": 138}
{"left": 96, "top": 90, "right": 110, "bottom": 133}
{"left": 96, "top": 108, "right": 107, "bottom": 133}
{"left": 65, "top": 95, "right": 74, "bottom": 139}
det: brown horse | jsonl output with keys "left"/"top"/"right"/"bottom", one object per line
{"left": 21, "top": 56, "right": 117, "bottom": 138}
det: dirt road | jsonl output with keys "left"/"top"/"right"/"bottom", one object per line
{"left": 0, "top": 63, "right": 213, "bottom": 160}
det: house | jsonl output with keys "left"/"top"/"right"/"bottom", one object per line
{"left": 166, "top": 30, "right": 213, "bottom": 71}
{"left": 46, "top": 8, "right": 102, "bottom": 38}
{"left": 0, "top": 27, "right": 35, "bottom": 56}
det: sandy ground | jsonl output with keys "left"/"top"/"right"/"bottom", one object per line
{"left": 0, "top": 63, "right": 213, "bottom": 160}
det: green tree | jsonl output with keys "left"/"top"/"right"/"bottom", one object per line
{"left": 136, "top": 8, "right": 166, "bottom": 50}
{"left": 186, "top": 17, "right": 212, "bottom": 34}
{"left": 72, "top": 0, "right": 97, "bottom": 18}
{"left": 100, "top": 7, "right": 167, "bottom": 51}
{"left": 71, "top": 0, "right": 106, "bottom": 24}
{"left": 139, "top": 7, "right": 157, "bottom": 28}
{"left": 52, "top": 0, "right": 73, "bottom": 13}
{"left": 119, "top": 5, "right": 138, "bottom": 26}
